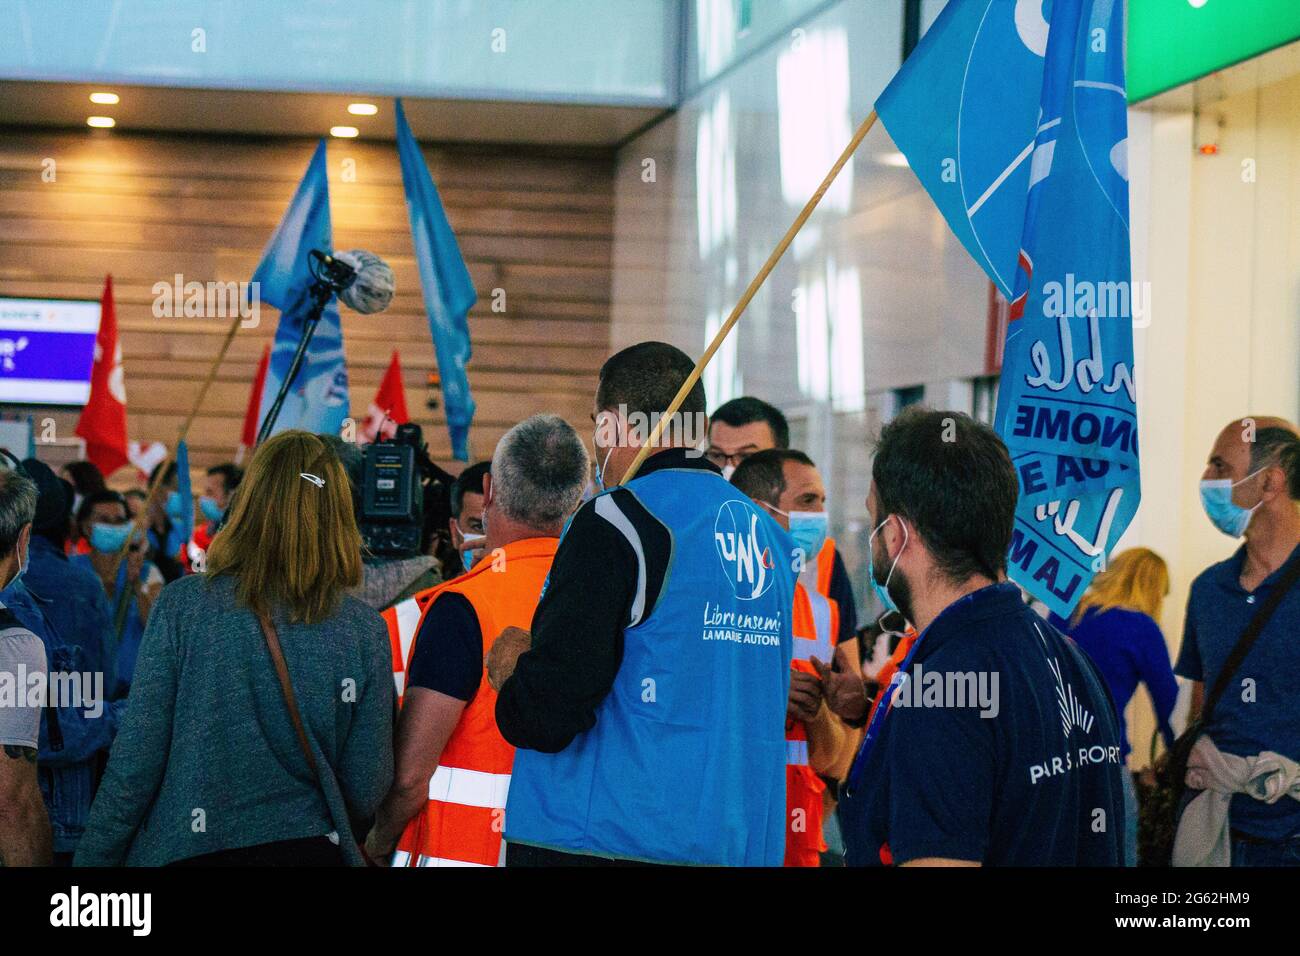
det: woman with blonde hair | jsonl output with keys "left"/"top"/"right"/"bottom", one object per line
{"left": 1049, "top": 546, "right": 1178, "bottom": 866}
{"left": 76, "top": 431, "right": 393, "bottom": 866}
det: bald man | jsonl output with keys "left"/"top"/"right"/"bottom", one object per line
{"left": 1174, "top": 416, "right": 1300, "bottom": 866}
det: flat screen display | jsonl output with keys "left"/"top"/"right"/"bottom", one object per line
{"left": 0, "top": 297, "right": 101, "bottom": 405}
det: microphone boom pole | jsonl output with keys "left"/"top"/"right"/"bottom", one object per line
{"left": 254, "top": 282, "right": 334, "bottom": 444}
{"left": 256, "top": 249, "right": 362, "bottom": 444}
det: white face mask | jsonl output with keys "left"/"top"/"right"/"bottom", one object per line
{"left": 592, "top": 413, "right": 621, "bottom": 490}
{"left": 721, "top": 464, "right": 736, "bottom": 481}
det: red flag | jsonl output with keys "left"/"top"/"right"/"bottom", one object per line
{"left": 361, "top": 350, "right": 410, "bottom": 443}
{"left": 237, "top": 344, "right": 271, "bottom": 462}
{"left": 75, "top": 275, "right": 129, "bottom": 477}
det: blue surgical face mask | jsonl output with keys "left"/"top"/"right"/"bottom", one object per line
{"left": 868, "top": 514, "right": 909, "bottom": 618}
{"left": 763, "top": 502, "right": 829, "bottom": 570}
{"left": 165, "top": 490, "right": 188, "bottom": 522}
{"left": 6, "top": 535, "right": 29, "bottom": 591}
{"left": 1199, "top": 467, "right": 1265, "bottom": 538}
{"left": 89, "top": 522, "right": 134, "bottom": 554}
{"left": 199, "top": 495, "right": 225, "bottom": 524}
{"left": 788, "top": 511, "right": 829, "bottom": 567}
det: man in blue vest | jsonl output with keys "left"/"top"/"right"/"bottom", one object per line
{"left": 489, "top": 341, "right": 797, "bottom": 866}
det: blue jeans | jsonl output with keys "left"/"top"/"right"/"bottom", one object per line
{"left": 1231, "top": 834, "right": 1300, "bottom": 867}
{"left": 1121, "top": 770, "right": 1138, "bottom": 867}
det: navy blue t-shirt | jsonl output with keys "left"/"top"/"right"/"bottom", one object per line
{"left": 840, "top": 583, "right": 1124, "bottom": 866}
{"left": 405, "top": 592, "right": 483, "bottom": 703}
{"left": 1175, "top": 543, "right": 1300, "bottom": 841}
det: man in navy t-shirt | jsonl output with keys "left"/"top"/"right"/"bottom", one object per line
{"left": 836, "top": 409, "right": 1124, "bottom": 866}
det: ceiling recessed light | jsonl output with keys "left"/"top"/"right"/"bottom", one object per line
{"left": 86, "top": 116, "right": 116, "bottom": 128}
{"left": 347, "top": 103, "right": 378, "bottom": 116}
{"left": 89, "top": 91, "right": 120, "bottom": 105}
{"left": 330, "top": 125, "right": 359, "bottom": 138}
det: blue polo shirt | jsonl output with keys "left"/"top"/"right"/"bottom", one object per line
{"left": 840, "top": 582, "right": 1125, "bottom": 866}
{"left": 1175, "top": 543, "right": 1300, "bottom": 841}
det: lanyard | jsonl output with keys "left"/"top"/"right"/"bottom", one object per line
{"left": 843, "top": 584, "right": 1005, "bottom": 795}
{"left": 844, "top": 630, "right": 927, "bottom": 794}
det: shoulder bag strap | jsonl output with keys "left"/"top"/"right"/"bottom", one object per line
{"left": 1200, "top": 548, "right": 1300, "bottom": 726}
{"left": 257, "top": 612, "right": 319, "bottom": 778}
{"left": 258, "top": 612, "right": 375, "bottom": 866}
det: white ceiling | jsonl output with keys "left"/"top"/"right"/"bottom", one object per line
{"left": 0, "top": 79, "right": 669, "bottom": 148}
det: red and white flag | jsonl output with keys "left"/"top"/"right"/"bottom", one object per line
{"left": 236, "top": 343, "right": 271, "bottom": 463}
{"left": 75, "top": 275, "right": 129, "bottom": 477}
{"left": 361, "top": 350, "right": 410, "bottom": 443}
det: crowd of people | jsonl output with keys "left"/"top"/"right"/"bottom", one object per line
{"left": 0, "top": 340, "right": 1296, "bottom": 867}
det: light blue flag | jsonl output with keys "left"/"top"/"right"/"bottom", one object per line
{"left": 251, "top": 139, "right": 350, "bottom": 439}
{"left": 173, "top": 438, "right": 194, "bottom": 552}
{"left": 876, "top": 0, "right": 1139, "bottom": 617}
{"left": 395, "top": 99, "right": 477, "bottom": 460}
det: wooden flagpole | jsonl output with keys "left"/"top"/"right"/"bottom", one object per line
{"left": 108, "top": 312, "right": 247, "bottom": 635}
{"left": 619, "top": 109, "right": 880, "bottom": 485}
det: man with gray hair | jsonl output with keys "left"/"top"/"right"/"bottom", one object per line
{"left": 366, "top": 414, "right": 588, "bottom": 867}
{"left": 0, "top": 464, "right": 52, "bottom": 865}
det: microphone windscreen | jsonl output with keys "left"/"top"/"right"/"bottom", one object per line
{"left": 335, "top": 249, "right": 395, "bottom": 314}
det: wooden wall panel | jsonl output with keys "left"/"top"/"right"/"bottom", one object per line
{"left": 0, "top": 127, "right": 614, "bottom": 477}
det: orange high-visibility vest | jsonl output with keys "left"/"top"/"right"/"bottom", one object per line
{"left": 810, "top": 536, "right": 837, "bottom": 603}
{"left": 383, "top": 590, "right": 439, "bottom": 708}
{"left": 785, "top": 575, "right": 840, "bottom": 867}
{"left": 386, "top": 537, "right": 558, "bottom": 868}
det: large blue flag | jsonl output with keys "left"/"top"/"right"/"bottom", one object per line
{"left": 877, "top": 0, "right": 1139, "bottom": 617}
{"left": 395, "top": 99, "right": 477, "bottom": 460}
{"left": 172, "top": 438, "right": 194, "bottom": 557}
{"left": 251, "top": 139, "right": 350, "bottom": 439}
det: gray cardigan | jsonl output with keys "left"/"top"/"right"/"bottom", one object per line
{"left": 75, "top": 573, "right": 394, "bottom": 866}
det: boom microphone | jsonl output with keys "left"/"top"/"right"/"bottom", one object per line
{"left": 257, "top": 248, "right": 397, "bottom": 444}
{"left": 334, "top": 249, "right": 396, "bottom": 314}
{"left": 306, "top": 249, "right": 396, "bottom": 315}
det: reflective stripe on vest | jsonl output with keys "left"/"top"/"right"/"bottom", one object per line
{"left": 793, "top": 584, "right": 834, "bottom": 664}
{"left": 427, "top": 765, "right": 511, "bottom": 809}
{"left": 391, "top": 850, "right": 492, "bottom": 868}
{"left": 812, "top": 537, "right": 836, "bottom": 601}
{"left": 785, "top": 544, "right": 839, "bottom": 868}
{"left": 390, "top": 597, "right": 423, "bottom": 699}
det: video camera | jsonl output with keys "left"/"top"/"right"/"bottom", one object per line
{"left": 359, "top": 422, "right": 456, "bottom": 559}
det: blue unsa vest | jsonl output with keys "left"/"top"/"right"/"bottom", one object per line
{"left": 505, "top": 467, "right": 797, "bottom": 865}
